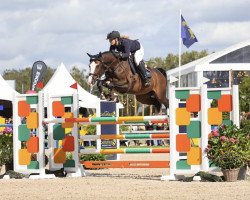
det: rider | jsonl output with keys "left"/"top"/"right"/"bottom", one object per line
{"left": 106, "top": 30, "right": 150, "bottom": 87}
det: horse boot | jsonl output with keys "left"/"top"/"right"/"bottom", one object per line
{"left": 137, "top": 61, "right": 150, "bottom": 87}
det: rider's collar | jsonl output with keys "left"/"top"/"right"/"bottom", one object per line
{"left": 117, "top": 38, "right": 122, "bottom": 45}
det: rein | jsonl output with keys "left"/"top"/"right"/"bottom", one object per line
{"left": 103, "top": 59, "right": 134, "bottom": 93}
{"left": 89, "top": 54, "right": 133, "bottom": 93}
{"left": 88, "top": 59, "right": 118, "bottom": 77}
{"left": 103, "top": 59, "right": 122, "bottom": 74}
{"left": 89, "top": 57, "right": 122, "bottom": 83}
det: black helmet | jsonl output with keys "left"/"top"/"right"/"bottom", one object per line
{"left": 106, "top": 31, "right": 120, "bottom": 40}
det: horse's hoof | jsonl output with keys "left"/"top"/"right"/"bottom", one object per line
{"left": 114, "top": 98, "right": 119, "bottom": 103}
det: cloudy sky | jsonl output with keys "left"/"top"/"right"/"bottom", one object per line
{"left": 0, "top": 0, "right": 250, "bottom": 74}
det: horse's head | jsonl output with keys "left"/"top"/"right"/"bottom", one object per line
{"left": 87, "top": 51, "right": 119, "bottom": 86}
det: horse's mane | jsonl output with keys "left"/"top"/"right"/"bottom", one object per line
{"left": 101, "top": 51, "right": 111, "bottom": 55}
{"left": 90, "top": 51, "right": 115, "bottom": 60}
{"left": 101, "top": 51, "right": 117, "bottom": 59}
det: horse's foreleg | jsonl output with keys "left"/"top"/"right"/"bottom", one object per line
{"left": 109, "top": 89, "right": 119, "bottom": 103}
{"left": 97, "top": 80, "right": 106, "bottom": 100}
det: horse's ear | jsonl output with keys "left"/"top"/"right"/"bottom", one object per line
{"left": 98, "top": 52, "right": 102, "bottom": 58}
{"left": 87, "top": 53, "right": 93, "bottom": 58}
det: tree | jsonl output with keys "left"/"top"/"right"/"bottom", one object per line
{"left": 70, "top": 66, "right": 88, "bottom": 90}
{"left": 2, "top": 65, "right": 89, "bottom": 93}
{"left": 239, "top": 76, "right": 250, "bottom": 112}
{"left": 2, "top": 67, "right": 55, "bottom": 93}
{"left": 181, "top": 50, "right": 208, "bottom": 66}
{"left": 3, "top": 68, "right": 30, "bottom": 93}
{"left": 146, "top": 50, "right": 209, "bottom": 71}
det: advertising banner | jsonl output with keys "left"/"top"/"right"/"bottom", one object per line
{"left": 30, "top": 61, "right": 47, "bottom": 90}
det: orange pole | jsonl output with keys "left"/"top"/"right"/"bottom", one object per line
{"left": 82, "top": 161, "right": 170, "bottom": 169}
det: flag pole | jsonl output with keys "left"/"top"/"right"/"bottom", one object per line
{"left": 178, "top": 9, "right": 182, "bottom": 88}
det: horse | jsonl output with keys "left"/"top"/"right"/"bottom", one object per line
{"left": 87, "top": 51, "right": 169, "bottom": 112}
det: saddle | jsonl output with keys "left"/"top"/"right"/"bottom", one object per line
{"left": 128, "top": 55, "right": 151, "bottom": 78}
{"left": 128, "top": 54, "right": 137, "bottom": 75}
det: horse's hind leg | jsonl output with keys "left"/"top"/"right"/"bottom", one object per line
{"left": 155, "top": 95, "right": 169, "bottom": 110}
{"left": 136, "top": 94, "right": 160, "bottom": 108}
{"left": 136, "top": 94, "right": 162, "bottom": 113}
{"left": 154, "top": 100, "right": 162, "bottom": 113}
{"left": 163, "top": 98, "right": 169, "bottom": 109}
{"left": 154, "top": 89, "right": 169, "bottom": 111}
{"left": 136, "top": 94, "right": 152, "bottom": 105}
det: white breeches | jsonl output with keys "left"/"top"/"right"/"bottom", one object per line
{"left": 134, "top": 45, "right": 144, "bottom": 65}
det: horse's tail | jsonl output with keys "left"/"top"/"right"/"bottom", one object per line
{"left": 156, "top": 68, "right": 167, "bottom": 79}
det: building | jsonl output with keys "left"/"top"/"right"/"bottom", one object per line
{"left": 167, "top": 40, "right": 250, "bottom": 88}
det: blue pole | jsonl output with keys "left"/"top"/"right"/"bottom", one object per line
{"left": 0, "top": 124, "right": 13, "bottom": 127}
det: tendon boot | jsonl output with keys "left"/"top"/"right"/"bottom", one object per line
{"left": 137, "top": 61, "right": 150, "bottom": 87}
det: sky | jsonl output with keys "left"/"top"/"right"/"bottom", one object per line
{"left": 0, "top": 0, "right": 250, "bottom": 74}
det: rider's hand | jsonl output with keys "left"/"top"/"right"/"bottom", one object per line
{"left": 111, "top": 51, "right": 122, "bottom": 59}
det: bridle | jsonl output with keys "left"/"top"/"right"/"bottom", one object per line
{"left": 89, "top": 56, "right": 123, "bottom": 81}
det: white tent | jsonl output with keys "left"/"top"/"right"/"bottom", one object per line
{"left": 0, "top": 74, "right": 19, "bottom": 101}
{"left": 42, "top": 63, "right": 99, "bottom": 108}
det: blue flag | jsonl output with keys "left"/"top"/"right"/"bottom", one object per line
{"left": 181, "top": 15, "right": 198, "bottom": 48}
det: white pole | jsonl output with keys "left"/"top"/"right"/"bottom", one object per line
{"left": 201, "top": 85, "right": 209, "bottom": 171}
{"left": 178, "top": 9, "right": 182, "bottom": 87}
{"left": 232, "top": 85, "right": 240, "bottom": 127}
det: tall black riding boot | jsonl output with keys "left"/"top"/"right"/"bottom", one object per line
{"left": 137, "top": 61, "right": 150, "bottom": 87}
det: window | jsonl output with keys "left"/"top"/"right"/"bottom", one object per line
{"left": 180, "top": 72, "right": 197, "bottom": 87}
{"left": 171, "top": 72, "right": 197, "bottom": 88}
{"left": 210, "top": 45, "right": 250, "bottom": 63}
{"left": 203, "top": 71, "right": 229, "bottom": 88}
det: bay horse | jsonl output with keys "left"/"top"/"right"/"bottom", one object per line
{"left": 87, "top": 51, "right": 169, "bottom": 112}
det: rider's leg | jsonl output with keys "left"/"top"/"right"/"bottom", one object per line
{"left": 134, "top": 45, "right": 150, "bottom": 87}
{"left": 137, "top": 61, "right": 150, "bottom": 86}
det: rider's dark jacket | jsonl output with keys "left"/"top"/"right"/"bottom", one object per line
{"left": 109, "top": 38, "right": 140, "bottom": 59}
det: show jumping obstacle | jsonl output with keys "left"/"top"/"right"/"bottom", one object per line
{"left": 12, "top": 84, "right": 239, "bottom": 180}
{"left": 13, "top": 93, "right": 82, "bottom": 178}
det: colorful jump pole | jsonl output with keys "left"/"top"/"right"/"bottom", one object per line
{"left": 44, "top": 116, "right": 168, "bottom": 124}
{"left": 80, "top": 148, "right": 170, "bottom": 154}
{"left": 122, "top": 130, "right": 170, "bottom": 134}
{"left": 81, "top": 133, "right": 170, "bottom": 140}
{"left": 82, "top": 161, "right": 170, "bottom": 169}
{"left": 0, "top": 124, "right": 13, "bottom": 127}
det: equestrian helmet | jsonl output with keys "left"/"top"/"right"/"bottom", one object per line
{"left": 106, "top": 31, "right": 120, "bottom": 40}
